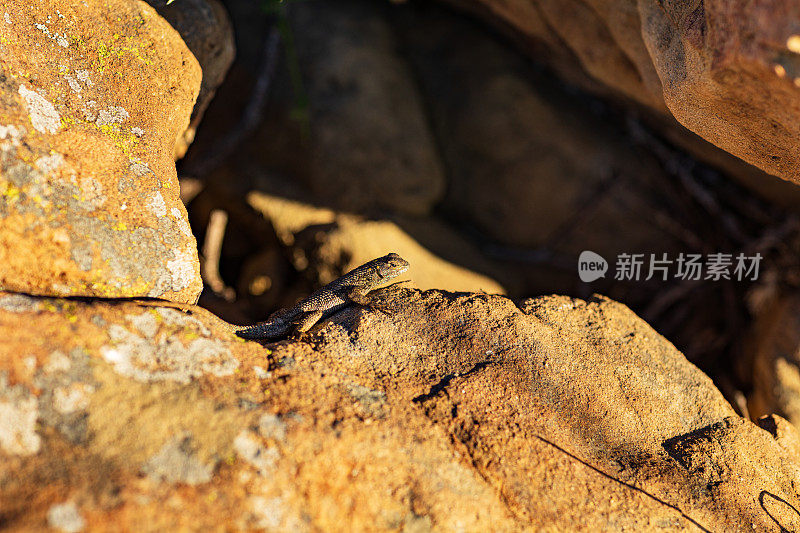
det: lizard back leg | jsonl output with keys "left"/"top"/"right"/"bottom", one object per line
{"left": 293, "top": 310, "right": 325, "bottom": 333}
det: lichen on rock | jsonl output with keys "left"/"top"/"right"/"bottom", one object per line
{"left": 0, "top": 374, "right": 41, "bottom": 455}
{"left": 2, "top": 287, "right": 796, "bottom": 530}
{"left": 0, "top": 0, "right": 203, "bottom": 303}
{"left": 100, "top": 312, "right": 238, "bottom": 384}
{"left": 142, "top": 433, "right": 215, "bottom": 485}
{"left": 17, "top": 84, "right": 61, "bottom": 134}
{"left": 46, "top": 501, "right": 85, "bottom": 533}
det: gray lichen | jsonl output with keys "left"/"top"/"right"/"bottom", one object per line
{"left": 258, "top": 413, "right": 288, "bottom": 442}
{"left": 18, "top": 84, "right": 61, "bottom": 134}
{"left": 125, "top": 311, "right": 159, "bottom": 338}
{"left": 0, "top": 293, "right": 41, "bottom": 312}
{"left": 0, "top": 111, "right": 199, "bottom": 299}
{"left": 100, "top": 313, "right": 238, "bottom": 384}
{"left": 46, "top": 501, "right": 85, "bottom": 533}
{"left": 234, "top": 430, "right": 280, "bottom": 476}
{"left": 248, "top": 496, "right": 287, "bottom": 530}
{"left": 141, "top": 433, "right": 214, "bottom": 485}
{"left": 95, "top": 105, "right": 129, "bottom": 127}
{"left": 34, "top": 348, "right": 95, "bottom": 445}
{"left": 0, "top": 374, "right": 41, "bottom": 455}
{"left": 344, "top": 381, "right": 388, "bottom": 419}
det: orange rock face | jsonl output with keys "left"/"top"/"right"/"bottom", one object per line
{"left": 0, "top": 0, "right": 202, "bottom": 302}
{"left": 2, "top": 288, "right": 800, "bottom": 530}
{"left": 446, "top": 0, "right": 800, "bottom": 186}
{"left": 147, "top": 0, "right": 236, "bottom": 159}
{"left": 638, "top": 0, "right": 800, "bottom": 184}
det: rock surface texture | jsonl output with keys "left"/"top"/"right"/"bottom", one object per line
{"left": 2, "top": 288, "right": 800, "bottom": 531}
{"left": 0, "top": 0, "right": 203, "bottom": 302}
{"left": 146, "top": 0, "right": 236, "bottom": 159}
{"left": 247, "top": 191, "right": 507, "bottom": 294}
{"left": 638, "top": 0, "right": 800, "bottom": 184}
{"left": 5, "top": 0, "right": 800, "bottom": 530}
{"left": 447, "top": 0, "right": 800, "bottom": 186}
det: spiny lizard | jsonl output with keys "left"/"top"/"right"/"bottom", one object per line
{"left": 235, "top": 252, "right": 409, "bottom": 341}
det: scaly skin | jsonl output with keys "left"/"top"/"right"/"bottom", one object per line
{"left": 235, "top": 253, "right": 409, "bottom": 341}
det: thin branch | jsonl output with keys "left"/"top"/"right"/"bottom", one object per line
{"left": 201, "top": 209, "right": 235, "bottom": 301}
{"left": 626, "top": 117, "right": 748, "bottom": 245}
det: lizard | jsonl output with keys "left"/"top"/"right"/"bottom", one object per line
{"left": 234, "top": 252, "right": 409, "bottom": 341}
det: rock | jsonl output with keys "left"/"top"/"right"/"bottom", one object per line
{"left": 756, "top": 413, "right": 800, "bottom": 460}
{"left": 747, "top": 292, "right": 800, "bottom": 426}
{"left": 440, "top": 0, "right": 665, "bottom": 110}
{"left": 319, "top": 288, "right": 800, "bottom": 530}
{"left": 288, "top": 0, "right": 446, "bottom": 216}
{"left": 396, "top": 5, "right": 682, "bottom": 256}
{"left": 0, "top": 293, "right": 522, "bottom": 530}
{"left": 146, "top": 0, "right": 236, "bottom": 159}
{"left": 2, "top": 288, "right": 799, "bottom": 529}
{"left": 0, "top": 0, "right": 203, "bottom": 303}
{"left": 247, "top": 191, "right": 508, "bottom": 294}
{"left": 443, "top": 0, "right": 800, "bottom": 187}
{"left": 638, "top": 0, "right": 800, "bottom": 185}
{"left": 536, "top": 0, "right": 666, "bottom": 111}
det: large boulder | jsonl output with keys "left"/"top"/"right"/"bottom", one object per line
{"left": 638, "top": 0, "right": 800, "bottom": 185}
{"left": 288, "top": 0, "right": 446, "bottom": 216}
{"left": 443, "top": 0, "right": 800, "bottom": 189}
{"left": 146, "top": 0, "right": 236, "bottom": 159}
{"left": 2, "top": 288, "right": 799, "bottom": 530}
{"left": 0, "top": 0, "right": 203, "bottom": 303}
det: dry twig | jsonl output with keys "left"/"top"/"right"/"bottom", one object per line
{"left": 201, "top": 209, "right": 236, "bottom": 301}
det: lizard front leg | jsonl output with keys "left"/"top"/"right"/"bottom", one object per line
{"left": 346, "top": 287, "right": 374, "bottom": 306}
{"left": 347, "top": 287, "right": 396, "bottom": 318}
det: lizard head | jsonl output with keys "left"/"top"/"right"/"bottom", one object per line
{"left": 376, "top": 252, "right": 409, "bottom": 279}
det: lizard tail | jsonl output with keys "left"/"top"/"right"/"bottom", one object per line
{"left": 234, "top": 319, "right": 293, "bottom": 341}
{"left": 128, "top": 298, "right": 291, "bottom": 341}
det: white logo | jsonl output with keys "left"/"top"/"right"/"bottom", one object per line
{"left": 578, "top": 251, "right": 608, "bottom": 282}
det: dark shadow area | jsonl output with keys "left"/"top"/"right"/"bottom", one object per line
{"left": 178, "top": 0, "right": 800, "bottom": 415}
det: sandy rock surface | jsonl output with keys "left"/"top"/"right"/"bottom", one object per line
{"left": 247, "top": 191, "right": 507, "bottom": 294}
{"left": 1, "top": 288, "right": 798, "bottom": 531}
{"left": 748, "top": 292, "right": 800, "bottom": 426}
{"left": 0, "top": 0, "right": 202, "bottom": 303}
{"left": 638, "top": 0, "right": 800, "bottom": 185}
{"left": 4, "top": 1, "right": 800, "bottom": 530}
